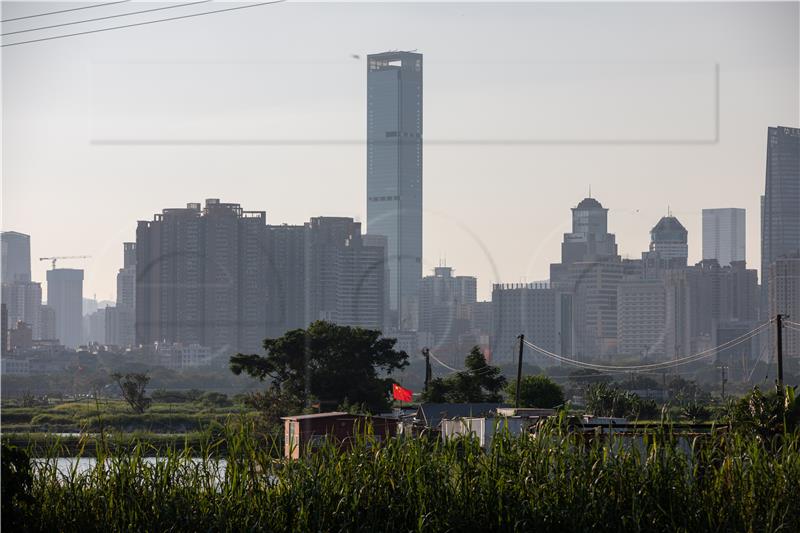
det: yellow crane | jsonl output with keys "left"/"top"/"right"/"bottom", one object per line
{"left": 39, "top": 256, "right": 91, "bottom": 270}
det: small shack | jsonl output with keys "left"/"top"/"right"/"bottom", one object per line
{"left": 282, "top": 412, "right": 398, "bottom": 459}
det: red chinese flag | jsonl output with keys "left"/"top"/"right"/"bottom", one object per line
{"left": 392, "top": 383, "right": 413, "bottom": 402}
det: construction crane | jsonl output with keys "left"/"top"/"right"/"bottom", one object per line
{"left": 39, "top": 256, "right": 91, "bottom": 270}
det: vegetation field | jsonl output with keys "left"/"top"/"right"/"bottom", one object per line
{"left": 4, "top": 420, "right": 800, "bottom": 532}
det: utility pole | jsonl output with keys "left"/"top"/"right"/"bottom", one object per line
{"left": 515, "top": 334, "right": 525, "bottom": 409}
{"left": 422, "top": 347, "right": 432, "bottom": 392}
{"left": 776, "top": 314, "right": 785, "bottom": 391}
{"left": 717, "top": 364, "right": 728, "bottom": 399}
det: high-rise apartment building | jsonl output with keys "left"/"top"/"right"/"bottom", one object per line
{"left": 366, "top": 51, "right": 423, "bottom": 330}
{"left": 1, "top": 281, "right": 41, "bottom": 339}
{"left": 761, "top": 126, "right": 800, "bottom": 312}
{"left": 39, "top": 305, "right": 56, "bottom": 340}
{"left": 264, "top": 219, "right": 387, "bottom": 337}
{"left": 703, "top": 208, "right": 746, "bottom": 267}
{"left": 1, "top": 231, "right": 31, "bottom": 284}
{"left": 112, "top": 242, "right": 137, "bottom": 346}
{"left": 264, "top": 224, "right": 308, "bottom": 338}
{"left": 46, "top": 268, "right": 83, "bottom": 347}
{"left": 306, "top": 217, "right": 387, "bottom": 332}
{"left": 135, "top": 199, "right": 267, "bottom": 354}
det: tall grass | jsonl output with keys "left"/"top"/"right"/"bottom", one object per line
{"left": 10, "top": 420, "right": 800, "bottom": 532}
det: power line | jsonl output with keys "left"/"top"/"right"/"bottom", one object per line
{"left": 1, "top": 1, "right": 130, "bottom": 23}
{"left": 2, "top": 0, "right": 285, "bottom": 48}
{"left": 537, "top": 321, "right": 770, "bottom": 371}
{"left": 523, "top": 322, "right": 770, "bottom": 372}
{"left": 2, "top": 1, "right": 211, "bottom": 37}
{"left": 525, "top": 327, "right": 765, "bottom": 372}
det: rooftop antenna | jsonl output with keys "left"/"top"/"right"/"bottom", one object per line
{"left": 588, "top": 184, "right": 592, "bottom": 198}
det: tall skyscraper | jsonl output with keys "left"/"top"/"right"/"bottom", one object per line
{"left": 1, "top": 231, "right": 31, "bottom": 284}
{"left": 366, "top": 51, "right": 423, "bottom": 331}
{"left": 703, "top": 208, "right": 746, "bottom": 267}
{"left": 761, "top": 126, "right": 800, "bottom": 312}
{"left": 135, "top": 199, "right": 267, "bottom": 354}
{"left": 549, "top": 196, "right": 621, "bottom": 359}
{"left": 47, "top": 268, "right": 83, "bottom": 347}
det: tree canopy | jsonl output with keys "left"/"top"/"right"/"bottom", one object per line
{"left": 506, "top": 375, "right": 564, "bottom": 408}
{"left": 230, "top": 321, "right": 408, "bottom": 412}
{"left": 420, "top": 347, "right": 506, "bottom": 403}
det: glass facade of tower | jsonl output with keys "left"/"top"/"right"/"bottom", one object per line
{"left": 761, "top": 126, "right": 800, "bottom": 311}
{"left": 367, "top": 51, "right": 423, "bottom": 330}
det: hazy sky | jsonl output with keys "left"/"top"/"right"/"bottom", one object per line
{"left": 3, "top": 1, "right": 798, "bottom": 301}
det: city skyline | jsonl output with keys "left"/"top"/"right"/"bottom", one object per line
{"left": 3, "top": 2, "right": 798, "bottom": 302}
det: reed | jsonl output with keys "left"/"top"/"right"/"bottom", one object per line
{"left": 9, "top": 419, "right": 800, "bottom": 532}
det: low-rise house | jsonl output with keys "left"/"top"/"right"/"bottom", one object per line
{"left": 281, "top": 412, "right": 398, "bottom": 459}
{"left": 440, "top": 408, "right": 558, "bottom": 448}
{"left": 399, "top": 403, "right": 508, "bottom": 436}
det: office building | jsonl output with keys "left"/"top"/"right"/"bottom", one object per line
{"left": 47, "top": 268, "right": 83, "bottom": 347}
{"left": 1, "top": 303, "right": 7, "bottom": 355}
{"left": 366, "top": 51, "right": 423, "bottom": 330}
{"left": 548, "top": 196, "right": 622, "bottom": 359}
{"left": 768, "top": 257, "right": 800, "bottom": 361}
{"left": 491, "top": 281, "right": 573, "bottom": 366}
{"left": 135, "top": 199, "right": 267, "bottom": 354}
{"left": 761, "top": 126, "right": 800, "bottom": 312}
{"left": 1, "top": 231, "right": 31, "bottom": 283}
{"left": 617, "top": 279, "right": 668, "bottom": 359}
{"left": 647, "top": 215, "right": 688, "bottom": 266}
{"left": 418, "top": 266, "right": 477, "bottom": 360}
{"left": 569, "top": 260, "right": 624, "bottom": 359}
{"left": 703, "top": 208, "right": 746, "bottom": 267}
{"left": 553, "top": 197, "right": 619, "bottom": 277}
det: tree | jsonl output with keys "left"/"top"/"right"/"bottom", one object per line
{"left": 585, "top": 383, "right": 643, "bottom": 418}
{"left": 111, "top": 372, "right": 152, "bottom": 414}
{"left": 506, "top": 375, "right": 564, "bottom": 408}
{"left": 418, "top": 346, "right": 506, "bottom": 403}
{"left": 230, "top": 321, "right": 408, "bottom": 412}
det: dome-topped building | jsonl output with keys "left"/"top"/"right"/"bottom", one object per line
{"left": 647, "top": 215, "right": 688, "bottom": 265}
{"left": 557, "top": 196, "right": 619, "bottom": 266}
